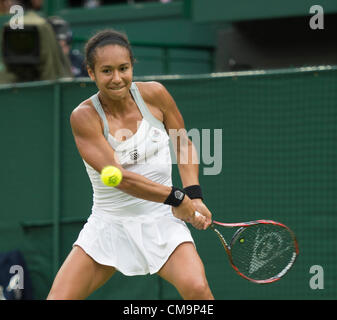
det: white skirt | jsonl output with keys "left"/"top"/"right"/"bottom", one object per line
{"left": 73, "top": 211, "right": 195, "bottom": 276}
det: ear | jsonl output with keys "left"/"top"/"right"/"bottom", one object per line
{"left": 87, "top": 67, "right": 96, "bottom": 81}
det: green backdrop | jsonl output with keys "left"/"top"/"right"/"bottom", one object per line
{"left": 0, "top": 66, "right": 336, "bottom": 299}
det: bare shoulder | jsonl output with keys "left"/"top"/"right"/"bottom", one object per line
{"left": 135, "top": 81, "right": 175, "bottom": 113}
{"left": 70, "top": 98, "right": 101, "bottom": 134}
{"left": 135, "top": 81, "right": 167, "bottom": 96}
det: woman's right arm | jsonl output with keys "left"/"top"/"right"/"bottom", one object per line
{"left": 70, "top": 105, "right": 197, "bottom": 223}
{"left": 70, "top": 104, "right": 170, "bottom": 201}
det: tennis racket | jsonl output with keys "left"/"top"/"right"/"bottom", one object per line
{"left": 195, "top": 212, "right": 299, "bottom": 284}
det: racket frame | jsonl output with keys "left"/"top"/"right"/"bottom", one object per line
{"left": 210, "top": 219, "right": 299, "bottom": 284}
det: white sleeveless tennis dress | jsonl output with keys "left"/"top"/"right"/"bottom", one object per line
{"left": 73, "top": 82, "right": 194, "bottom": 276}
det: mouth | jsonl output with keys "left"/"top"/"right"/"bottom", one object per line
{"left": 108, "top": 86, "right": 125, "bottom": 91}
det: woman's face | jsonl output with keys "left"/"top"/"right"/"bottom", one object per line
{"left": 88, "top": 44, "right": 133, "bottom": 101}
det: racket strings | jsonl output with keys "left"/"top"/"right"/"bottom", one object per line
{"left": 229, "top": 224, "right": 297, "bottom": 281}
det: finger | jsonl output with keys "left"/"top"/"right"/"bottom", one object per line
{"left": 198, "top": 216, "right": 210, "bottom": 230}
{"left": 193, "top": 214, "right": 206, "bottom": 229}
{"left": 194, "top": 213, "right": 204, "bottom": 227}
{"left": 203, "top": 221, "right": 212, "bottom": 230}
{"left": 193, "top": 210, "right": 212, "bottom": 230}
{"left": 192, "top": 221, "right": 204, "bottom": 230}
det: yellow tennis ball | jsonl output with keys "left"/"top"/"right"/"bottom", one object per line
{"left": 100, "top": 166, "right": 123, "bottom": 187}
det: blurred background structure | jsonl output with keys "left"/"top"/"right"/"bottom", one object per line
{"left": 0, "top": 0, "right": 336, "bottom": 300}
{"left": 1, "top": 0, "right": 337, "bottom": 82}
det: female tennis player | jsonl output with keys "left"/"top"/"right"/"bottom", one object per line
{"left": 47, "top": 30, "right": 214, "bottom": 300}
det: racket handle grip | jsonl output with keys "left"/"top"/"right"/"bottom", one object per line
{"left": 194, "top": 211, "right": 202, "bottom": 217}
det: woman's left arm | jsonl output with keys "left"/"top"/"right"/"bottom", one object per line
{"left": 149, "top": 82, "right": 212, "bottom": 229}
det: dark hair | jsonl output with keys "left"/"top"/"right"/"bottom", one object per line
{"left": 85, "top": 29, "right": 135, "bottom": 71}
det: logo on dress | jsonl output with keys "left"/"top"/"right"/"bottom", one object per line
{"left": 129, "top": 149, "right": 139, "bottom": 161}
{"left": 151, "top": 128, "right": 161, "bottom": 142}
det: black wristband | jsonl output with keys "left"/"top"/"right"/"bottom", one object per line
{"left": 184, "top": 185, "right": 203, "bottom": 200}
{"left": 164, "top": 187, "right": 186, "bottom": 207}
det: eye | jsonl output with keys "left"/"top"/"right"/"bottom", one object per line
{"left": 102, "top": 69, "right": 111, "bottom": 74}
{"left": 120, "top": 65, "right": 129, "bottom": 72}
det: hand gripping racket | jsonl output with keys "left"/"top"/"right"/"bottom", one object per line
{"left": 195, "top": 212, "right": 299, "bottom": 284}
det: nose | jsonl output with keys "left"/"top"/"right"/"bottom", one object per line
{"left": 111, "top": 70, "right": 122, "bottom": 84}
